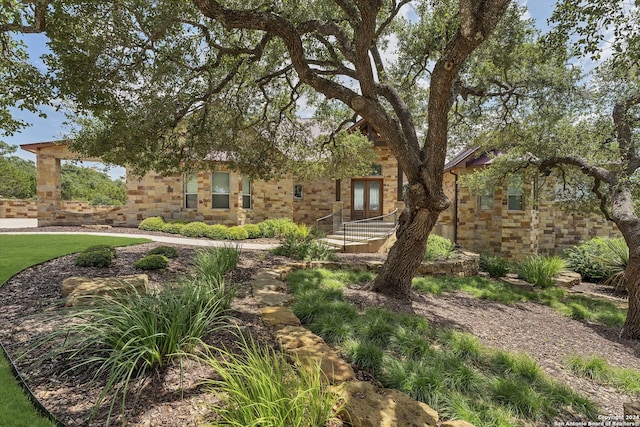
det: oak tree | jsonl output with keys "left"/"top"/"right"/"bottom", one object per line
{"left": 9, "top": 0, "right": 524, "bottom": 299}
{"left": 541, "top": 1, "right": 640, "bottom": 338}
{"left": 467, "top": 1, "right": 640, "bottom": 338}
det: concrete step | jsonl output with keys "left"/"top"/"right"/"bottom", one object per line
{"left": 320, "top": 238, "right": 370, "bottom": 248}
{"left": 325, "top": 234, "right": 388, "bottom": 242}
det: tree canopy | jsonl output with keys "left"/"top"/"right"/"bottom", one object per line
{"left": 60, "top": 163, "right": 126, "bottom": 205}
{"left": 0, "top": 0, "right": 51, "bottom": 142}
{"left": 0, "top": 141, "right": 36, "bottom": 199}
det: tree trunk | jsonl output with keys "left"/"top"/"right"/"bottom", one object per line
{"left": 621, "top": 253, "right": 640, "bottom": 339}
{"left": 370, "top": 207, "right": 440, "bottom": 299}
{"left": 609, "top": 187, "right": 640, "bottom": 339}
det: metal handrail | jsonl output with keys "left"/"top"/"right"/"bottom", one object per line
{"left": 346, "top": 208, "right": 398, "bottom": 225}
{"left": 315, "top": 208, "right": 343, "bottom": 234}
{"left": 340, "top": 208, "right": 398, "bottom": 250}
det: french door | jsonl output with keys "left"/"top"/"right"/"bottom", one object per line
{"left": 351, "top": 178, "right": 383, "bottom": 220}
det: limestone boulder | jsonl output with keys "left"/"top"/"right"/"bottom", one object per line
{"left": 336, "top": 381, "right": 439, "bottom": 427}
{"left": 500, "top": 276, "right": 535, "bottom": 292}
{"left": 275, "top": 325, "right": 355, "bottom": 383}
{"left": 261, "top": 306, "right": 301, "bottom": 330}
{"left": 62, "top": 274, "right": 149, "bottom": 306}
{"left": 250, "top": 273, "right": 293, "bottom": 306}
{"left": 554, "top": 271, "right": 582, "bottom": 288}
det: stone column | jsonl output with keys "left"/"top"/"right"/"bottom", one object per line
{"left": 36, "top": 152, "right": 62, "bottom": 226}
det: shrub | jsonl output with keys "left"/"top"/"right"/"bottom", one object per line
{"left": 227, "top": 226, "right": 249, "bottom": 240}
{"left": 480, "top": 253, "right": 510, "bottom": 278}
{"left": 205, "top": 224, "right": 231, "bottom": 240}
{"left": 84, "top": 244, "right": 117, "bottom": 257}
{"left": 271, "top": 234, "right": 336, "bottom": 261}
{"left": 258, "top": 218, "right": 301, "bottom": 238}
{"left": 161, "top": 222, "right": 186, "bottom": 234}
{"left": 134, "top": 254, "right": 169, "bottom": 270}
{"left": 514, "top": 256, "right": 567, "bottom": 288}
{"left": 242, "top": 224, "right": 262, "bottom": 239}
{"left": 423, "top": 234, "right": 455, "bottom": 261}
{"left": 564, "top": 237, "right": 613, "bottom": 282}
{"left": 50, "top": 278, "right": 233, "bottom": 424}
{"left": 179, "top": 221, "right": 210, "bottom": 238}
{"left": 74, "top": 247, "right": 115, "bottom": 267}
{"left": 203, "top": 337, "right": 342, "bottom": 427}
{"left": 147, "top": 245, "right": 179, "bottom": 258}
{"left": 138, "top": 216, "right": 166, "bottom": 231}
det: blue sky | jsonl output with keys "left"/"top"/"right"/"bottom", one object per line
{"left": 4, "top": 1, "right": 554, "bottom": 171}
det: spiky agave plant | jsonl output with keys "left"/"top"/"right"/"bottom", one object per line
{"left": 595, "top": 238, "right": 629, "bottom": 294}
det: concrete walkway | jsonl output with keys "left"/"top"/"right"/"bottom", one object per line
{"left": 0, "top": 218, "right": 37, "bottom": 228}
{"left": 0, "top": 219, "right": 278, "bottom": 251}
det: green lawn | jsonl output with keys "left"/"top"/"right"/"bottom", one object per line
{"left": 0, "top": 234, "right": 151, "bottom": 427}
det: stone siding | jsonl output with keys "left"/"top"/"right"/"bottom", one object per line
{"left": 339, "top": 145, "right": 401, "bottom": 222}
{"left": 246, "top": 177, "right": 295, "bottom": 224}
{"left": 436, "top": 166, "right": 621, "bottom": 259}
{"left": 60, "top": 201, "right": 118, "bottom": 214}
{"left": 24, "top": 141, "right": 402, "bottom": 229}
{"left": 292, "top": 178, "right": 334, "bottom": 225}
{"left": 125, "top": 169, "right": 295, "bottom": 226}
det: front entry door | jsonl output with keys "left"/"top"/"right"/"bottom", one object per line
{"left": 351, "top": 178, "right": 383, "bottom": 220}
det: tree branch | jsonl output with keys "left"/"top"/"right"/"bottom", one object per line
{"left": 375, "top": 0, "right": 412, "bottom": 39}
{"left": 297, "top": 20, "right": 355, "bottom": 62}
{"left": 538, "top": 156, "right": 614, "bottom": 185}
{"left": 421, "top": 0, "right": 511, "bottom": 208}
{"left": 376, "top": 82, "right": 421, "bottom": 162}
{"left": 192, "top": 0, "right": 361, "bottom": 109}
{"left": 0, "top": 0, "right": 49, "bottom": 33}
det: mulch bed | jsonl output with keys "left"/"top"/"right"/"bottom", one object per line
{"left": 0, "top": 243, "right": 288, "bottom": 427}
{"left": 0, "top": 228, "right": 639, "bottom": 425}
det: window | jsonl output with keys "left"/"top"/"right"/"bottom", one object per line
{"left": 478, "top": 193, "right": 494, "bottom": 210}
{"left": 185, "top": 173, "right": 198, "bottom": 209}
{"left": 242, "top": 176, "right": 251, "bottom": 209}
{"left": 507, "top": 178, "right": 524, "bottom": 211}
{"left": 211, "top": 172, "right": 230, "bottom": 209}
{"left": 293, "top": 184, "right": 303, "bottom": 200}
{"left": 370, "top": 164, "right": 383, "bottom": 176}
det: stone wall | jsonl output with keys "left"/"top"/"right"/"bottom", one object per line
{"left": 124, "top": 168, "right": 296, "bottom": 226}
{"left": 277, "top": 250, "right": 479, "bottom": 279}
{"left": 0, "top": 199, "right": 121, "bottom": 220}
{"left": 0, "top": 199, "right": 37, "bottom": 218}
{"left": 247, "top": 177, "right": 295, "bottom": 224}
{"left": 60, "top": 201, "right": 118, "bottom": 214}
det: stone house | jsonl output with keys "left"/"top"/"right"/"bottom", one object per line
{"left": 19, "top": 121, "right": 405, "bottom": 228}
{"left": 434, "top": 147, "right": 621, "bottom": 259}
